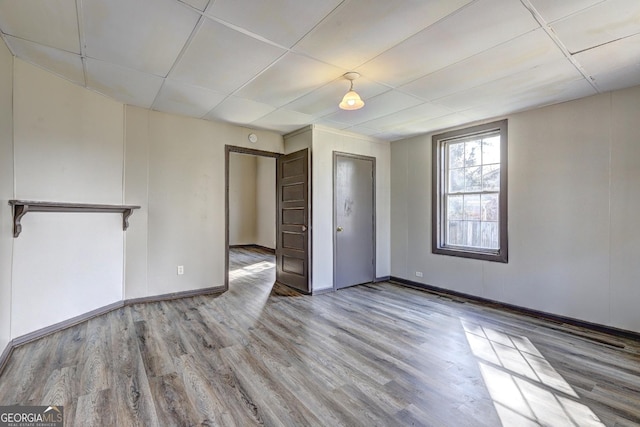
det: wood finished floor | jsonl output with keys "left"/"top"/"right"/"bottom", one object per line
{"left": 1, "top": 247, "right": 639, "bottom": 426}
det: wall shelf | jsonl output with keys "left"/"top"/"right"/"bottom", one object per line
{"left": 8, "top": 200, "right": 141, "bottom": 238}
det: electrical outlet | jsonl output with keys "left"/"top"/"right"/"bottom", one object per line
{"left": 177, "top": 265, "right": 184, "bottom": 275}
{"left": 415, "top": 271, "right": 423, "bottom": 277}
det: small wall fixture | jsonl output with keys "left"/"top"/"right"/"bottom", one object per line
{"left": 339, "top": 72, "right": 364, "bottom": 110}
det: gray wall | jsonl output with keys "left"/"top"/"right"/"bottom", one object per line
{"left": 229, "top": 153, "right": 276, "bottom": 249}
{"left": 229, "top": 153, "right": 257, "bottom": 246}
{"left": 391, "top": 86, "right": 640, "bottom": 333}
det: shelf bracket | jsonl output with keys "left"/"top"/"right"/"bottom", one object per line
{"left": 13, "top": 203, "right": 29, "bottom": 238}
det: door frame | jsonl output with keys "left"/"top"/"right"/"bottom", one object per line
{"left": 332, "top": 151, "right": 376, "bottom": 291}
{"left": 224, "top": 145, "right": 280, "bottom": 291}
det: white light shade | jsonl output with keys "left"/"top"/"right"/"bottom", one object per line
{"left": 339, "top": 90, "right": 365, "bottom": 110}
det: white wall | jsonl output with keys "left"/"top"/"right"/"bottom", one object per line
{"left": 11, "top": 60, "right": 125, "bottom": 337}
{"left": 124, "top": 105, "right": 150, "bottom": 299}
{"left": 310, "top": 126, "right": 391, "bottom": 292}
{"left": 391, "top": 86, "right": 640, "bottom": 333}
{"left": 229, "top": 153, "right": 257, "bottom": 245}
{"left": 255, "top": 156, "right": 276, "bottom": 249}
{"left": 1, "top": 59, "right": 284, "bottom": 341}
{"left": 0, "top": 40, "right": 14, "bottom": 352}
{"left": 143, "top": 111, "right": 283, "bottom": 296}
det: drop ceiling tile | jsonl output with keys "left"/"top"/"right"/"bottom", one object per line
{"left": 285, "top": 76, "right": 389, "bottom": 117}
{"left": 392, "top": 112, "right": 474, "bottom": 137}
{"left": 294, "top": 0, "right": 473, "bottom": 69}
{"left": 435, "top": 59, "right": 584, "bottom": 111}
{"left": 344, "top": 125, "right": 383, "bottom": 137}
{"left": 235, "top": 52, "right": 345, "bottom": 107}
{"left": 574, "top": 32, "right": 640, "bottom": 76}
{"left": 204, "top": 96, "right": 276, "bottom": 124}
{"left": 86, "top": 59, "right": 164, "bottom": 108}
{"left": 5, "top": 35, "right": 84, "bottom": 85}
{"left": 170, "top": 18, "right": 285, "bottom": 93}
{"left": 591, "top": 63, "right": 640, "bottom": 92}
{"left": 528, "top": 0, "right": 605, "bottom": 23}
{"left": 153, "top": 79, "right": 225, "bottom": 118}
{"left": 324, "top": 90, "right": 423, "bottom": 126}
{"left": 0, "top": 0, "right": 79, "bottom": 53}
{"left": 82, "top": 0, "right": 200, "bottom": 76}
{"left": 251, "top": 108, "right": 314, "bottom": 134}
{"left": 359, "top": 102, "right": 454, "bottom": 132}
{"left": 550, "top": 0, "right": 640, "bottom": 53}
{"left": 178, "top": 0, "right": 210, "bottom": 12}
{"left": 206, "top": 0, "right": 342, "bottom": 47}
{"left": 313, "top": 118, "right": 351, "bottom": 130}
{"left": 462, "top": 78, "right": 597, "bottom": 118}
{"left": 400, "top": 29, "right": 564, "bottom": 102}
{"left": 357, "top": 0, "right": 540, "bottom": 87}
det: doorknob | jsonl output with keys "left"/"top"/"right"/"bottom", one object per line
{"left": 301, "top": 225, "right": 307, "bottom": 232}
{"left": 336, "top": 226, "right": 343, "bottom": 232}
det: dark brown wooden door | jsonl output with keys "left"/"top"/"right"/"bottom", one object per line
{"left": 276, "top": 149, "right": 310, "bottom": 293}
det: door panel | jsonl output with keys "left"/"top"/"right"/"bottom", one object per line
{"left": 276, "top": 149, "right": 310, "bottom": 292}
{"left": 335, "top": 153, "right": 375, "bottom": 289}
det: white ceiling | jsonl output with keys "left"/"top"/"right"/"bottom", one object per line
{"left": 1, "top": 0, "right": 639, "bottom": 141}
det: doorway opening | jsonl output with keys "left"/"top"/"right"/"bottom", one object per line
{"left": 225, "top": 146, "right": 279, "bottom": 292}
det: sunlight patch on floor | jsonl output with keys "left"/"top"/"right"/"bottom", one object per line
{"left": 462, "top": 319, "right": 605, "bottom": 426}
{"left": 229, "top": 261, "right": 275, "bottom": 281}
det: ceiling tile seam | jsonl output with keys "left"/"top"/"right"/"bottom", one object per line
{"left": 0, "top": 33, "right": 82, "bottom": 57}
{"left": 152, "top": 15, "right": 209, "bottom": 111}
{"left": 76, "top": 0, "right": 87, "bottom": 87}
{"left": 571, "top": 31, "right": 640, "bottom": 55}
{"left": 287, "top": 0, "right": 348, "bottom": 49}
{"left": 202, "top": 14, "right": 291, "bottom": 52}
{"left": 197, "top": 50, "right": 290, "bottom": 119}
{"left": 519, "top": 0, "right": 600, "bottom": 94}
{"left": 0, "top": 33, "right": 16, "bottom": 57}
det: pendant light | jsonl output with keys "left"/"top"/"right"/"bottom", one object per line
{"left": 339, "top": 72, "right": 364, "bottom": 110}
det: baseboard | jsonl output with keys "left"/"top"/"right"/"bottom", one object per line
{"left": 125, "top": 286, "right": 224, "bottom": 305}
{"left": 389, "top": 276, "right": 640, "bottom": 343}
{"left": 12, "top": 300, "right": 125, "bottom": 348}
{"left": 229, "top": 244, "right": 276, "bottom": 254}
{"left": 0, "top": 341, "right": 13, "bottom": 377}
{"left": 0, "top": 285, "right": 226, "bottom": 377}
{"left": 374, "top": 276, "right": 391, "bottom": 283}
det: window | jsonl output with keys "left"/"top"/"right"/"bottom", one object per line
{"left": 432, "top": 120, "right": 508, "bottom": 263}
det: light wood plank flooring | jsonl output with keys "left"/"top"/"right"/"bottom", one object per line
{"left": 1, "top": 246, "right": 639, "bottom": 426}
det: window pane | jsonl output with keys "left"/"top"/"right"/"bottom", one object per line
{"left": 481, "top": 193, "right": 499, "bottom": 221}
{"left": 464, "top": 195, "right": 481, "bottom": 220}
{"left": 465, "top": 166, "right": 481, "bottom": 192}
{"left": 481, "top": 221, "right": 499, "bottom": 249}
{"left": 465, "top": 140, "right": 482, "bottom": 166}
{"left": 447, "top": 220, "right": 465, "bottom": 246}
{"left": 467, "top": 221, "right": 482, "bottom": 247}
{"left": 482, "top": 164, "right": 500, "bottom": 191}
{"left": 447, "top": 195, "right": 464, "bottom": 220}
{"left": 482, "top": 136, "right": 500, "bottom": 164}
{"left": 448, "top": 142, "right": 464, "bottom": 169}
{"left": 449, "top": 168, "right": 465, "bottom": 192}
